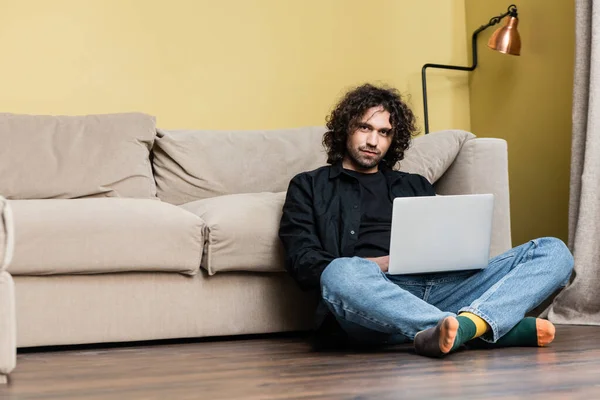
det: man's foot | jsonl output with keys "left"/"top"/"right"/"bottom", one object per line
{"left": 467, "top": 317, "right": 555, "bottom": 349}
{"left": 536, "top": 318, "right": 556, "bottom": 346}
{"left": 414, "top": 316, "right": 461, "bottom": 357}
{"left": 414, "top": 313, "right": 489, "bottom": 357}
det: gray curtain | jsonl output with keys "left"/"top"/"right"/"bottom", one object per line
{"left": 546, "top": 0, "right": 600, "bottom": 325}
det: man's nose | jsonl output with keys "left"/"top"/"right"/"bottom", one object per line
{"left": 366, "top": 131, "right": 379, "bottom": 147}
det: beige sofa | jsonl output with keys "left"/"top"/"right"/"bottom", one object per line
{"left": 0, "top": 113, "right": 511, "bottom": 382}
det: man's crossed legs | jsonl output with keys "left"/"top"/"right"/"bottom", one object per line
{"left": 319, "top": 237, "right": 574, "bottom": 357}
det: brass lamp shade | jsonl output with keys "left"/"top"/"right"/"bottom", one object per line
{"left": 488, "top": 16, "right": 521, "bottom": 55}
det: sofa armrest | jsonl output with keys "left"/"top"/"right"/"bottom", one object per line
{"left": 434, "top": 138, "right": 512, "bottom": 257}
{"left": 0, "top": 198, "right": 16, "bottom": 383}
{"left": 0, "top": 198, "right": 14, "bottom": 273}
{"left": 0, "top": 272, "right": 15, "bottom": 383}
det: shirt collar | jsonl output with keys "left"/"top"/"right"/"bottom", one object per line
{"left": 328, "top": 161, "right": 391, "bottom": 179}
{"left": 328, "top": 162, "right": 344, "bottom": 179}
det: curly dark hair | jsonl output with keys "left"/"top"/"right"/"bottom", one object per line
{"left": 323, "top": 83, "right": 418, "bottom": 168}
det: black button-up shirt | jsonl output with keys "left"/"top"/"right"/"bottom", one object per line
{"left": 279, "top": 161, "right": 436, "bottom": 291}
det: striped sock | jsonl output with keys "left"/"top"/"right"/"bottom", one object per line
{"left": 414, "top": 313, "right": 490, "bottom": 357}
{"left": 468, "top": 317, "right": 556, "bottom": 348}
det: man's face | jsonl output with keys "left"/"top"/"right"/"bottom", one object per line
{"left": 342, "top": 106, "right": 393, "bottom": 173}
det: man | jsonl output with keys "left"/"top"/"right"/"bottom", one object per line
{"left": 278, "top": 83, "right": 574, "bottom": 357}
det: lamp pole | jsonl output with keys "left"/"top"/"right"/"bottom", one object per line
{"left": 422, "top": 4, "right": 518, "bottom": 134}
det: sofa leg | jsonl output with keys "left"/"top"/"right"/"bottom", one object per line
{"left": 0, "top": 374, "right": 7, "bottom": 384}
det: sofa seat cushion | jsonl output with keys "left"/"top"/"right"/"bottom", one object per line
{"left": 180, "top": 193, "right": 286, "bottom": 275}
{"left": 9, "top": 199, "right": 204, "bottom": 276}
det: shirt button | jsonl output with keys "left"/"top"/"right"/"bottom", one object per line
{"left": 353, "top": 205, "right": 358, "bottom": 209}
{"left": 350, "top": 230, "right": 355, "bottom": 235}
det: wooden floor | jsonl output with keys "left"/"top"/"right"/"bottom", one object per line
{"left": 1, "top": 326, "right": 599, "bottom": 400}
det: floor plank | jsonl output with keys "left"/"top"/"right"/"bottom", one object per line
{"left": 1, "top": 326, "right": 599, "bottom": 399}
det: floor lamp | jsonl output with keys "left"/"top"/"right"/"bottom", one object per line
{"left": 422, "top": 4, "right": 522, "bottom": 134}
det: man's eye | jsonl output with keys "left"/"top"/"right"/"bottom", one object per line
{"left": 359, "top": 125, "right": 370, "bottom": 132}
{"left": 380, "top": 130, "right": 390, "bottom": 136}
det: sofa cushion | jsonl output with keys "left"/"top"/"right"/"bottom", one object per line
{"left": 0, "top": 113, "right": 157, "bottom": 199}
{"left": 180, "top": 192, "right": 286, "bottom": 274}
{"left": 0, "top": 197, "right": 14, "bottom": 272}
{"left": 399, "top": 130, "right": 475, "bottom": 183}
{"left": 9, "top": 199, "right": 204, "bottom": 276}
{"left": 153, "top": 127, "right": 327, "bottom": 204}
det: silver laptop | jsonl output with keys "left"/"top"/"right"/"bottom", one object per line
{"left": 387, "top": 194, "right": 494, "bottom": 275}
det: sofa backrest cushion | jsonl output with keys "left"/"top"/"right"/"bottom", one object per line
{"left": 398, "top": 130, "right": 475, "bottom": 182}
{"left": 152, "top": 127, "right": 327, "bottom": 204}
{"left": 0, "top": 113, "right": 157, "bottom": 199}
{"left": 153, "top": 127, "right": 474, "bottom": 204}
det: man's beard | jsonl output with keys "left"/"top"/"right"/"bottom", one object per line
{"left": 347, "top": 146, "right": 383, "bottom": 169}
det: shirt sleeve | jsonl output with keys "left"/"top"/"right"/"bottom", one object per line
{"left": 278, "top": 174, "right": 336, "bottom": 291}
{"left": 414, "top": 174, "right": 437, "bottom": 196}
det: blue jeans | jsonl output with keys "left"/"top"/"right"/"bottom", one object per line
{"left": 319, "top": 237, "right": 574, "bottom": 344}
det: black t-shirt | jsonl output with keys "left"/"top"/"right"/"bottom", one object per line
{"left": 344, "top": 169, "right": 392, "bottom": 258}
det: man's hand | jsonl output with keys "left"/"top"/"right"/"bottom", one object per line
{"left": 364, "top": 256, "right": 389, "bottom": 272}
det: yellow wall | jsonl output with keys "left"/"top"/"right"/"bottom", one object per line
{"left": 465, "top": 1, "right": 575, "bottom": 246}
{"left": 1, "top": 1, "right": 576, "bottom": 245}
{"left": 0, "top": 0, "right": 470, "bottom": 132}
